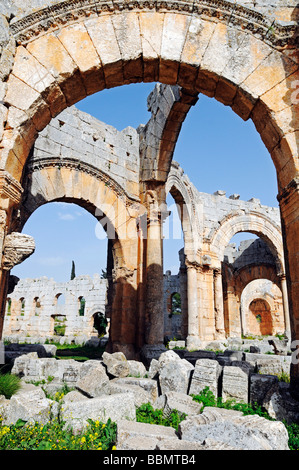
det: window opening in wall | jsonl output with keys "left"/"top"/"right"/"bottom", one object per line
{"left": 78, "top": 296, "right": 86, "bottom": 316}
{"left": 6, "top": 298, "right": 11, "bottom": 316}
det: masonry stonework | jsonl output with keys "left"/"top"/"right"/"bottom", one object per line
{"left": 0, "top": 0, "right": 297, "bottom": 397}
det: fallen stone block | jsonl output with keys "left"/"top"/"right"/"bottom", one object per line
{"left": 76, "top": 361, "right": 110, "bottom": 397}
{"left": 189, "top": 359, "right": 222, "bottom": 399}
{"left": 116, "top": 419, "right": 178, "bottom": 450}
{"left": 263, "top": 382, "right": 299, "bottom": 425}
{"left": 250, "top": 373, "right": 278, "bottom": 407}
{"left": 60, "top": 393, "right": 136, "bottom": 434}
{"left": 102, "top": 351, "right": 130, "bottom": 378}
{"left": 127, "top": 360, "right": 147, "bottom": 378}
{"left": 3, "top": 387, "right": 54, "bottom": 426}
{"left": 112, "top": 377, "right": 158, "bottom": 403}
{"left": 109, "top": 381, "right": 152, "bottom": 408}
{"left": 159, "top": 391, "right": 202, "bottom": 418}
{"left": 178, "top": 406, "right": 289, "bottom": 450}
{"left": 222, "top": 365, "right": 250, "bottom": 403}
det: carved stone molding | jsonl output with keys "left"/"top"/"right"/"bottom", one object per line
{"left": 2, "top": 232, "right": 35, "bottom": 270}
{"left": 8, "top": 0, "right": 298, "bottom": 49}
{"left": 0, "top": 170, "right": 23, "bottom": 208}
{"left": 25, "top": 156, "right": 140, "bottom": 206}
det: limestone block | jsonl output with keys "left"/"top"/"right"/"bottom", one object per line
{"left": 189, "top": 359, "right": 222, "bottom": 399}
{"left": 256, "top": 358, "right": 286, "bottom": 376}
{"left": 76, "top": 361, "right": 110, "bottom": 398}
{"left": 127, "top": 360, "right": 147, "bottom": 378}
{"left": 159, "top": 391, "right": 202, "bottom": 419}
{"left": 159, "top": 360, "right": 192, "bottom": 395}
{"left": 112, "top": 377, "right": 158, "bottom": 404}
{"left": 250, "top": 373, "right": 278, "bottom": 407}
{"left": 84, "top": 15, "right": 123, "bottom": 87}
{"left": 222, "top": 365, "right": 250, "bottom": 403}
{"left": 102, "top": 351, "right": 130, "bottom": 378}
{"left": 57, "top": 22, "right": 103, "bottom": 95}
{"left": 116, "top": 419, "right": 178, "bottom": 450}
{"left": 4, "top": 388, "right": 53, "bottom": 426}
{"left": 109, "top": 382, "right": 151, "bottom": 408}
{"left": 178, "top": 406, "right": 289, "bottom": 450}
{"left": 62, "top": 390, "right": 89, "bottom": 404}
{"left": 61, "top": 393, "right": 136, "bottom": 433}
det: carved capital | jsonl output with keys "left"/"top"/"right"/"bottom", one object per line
{"left": 0, "top": 170, "right": 23, "bottom": 209}
{"left": 2, "top": 232, "right": 35, "bottom": 271}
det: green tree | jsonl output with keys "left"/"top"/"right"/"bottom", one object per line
{"left": 70, "top": 260, "right": 76, "bottom": 280}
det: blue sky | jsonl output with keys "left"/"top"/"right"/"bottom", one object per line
{"left": 12, "top": 83, "right": 278, "bottom": 282}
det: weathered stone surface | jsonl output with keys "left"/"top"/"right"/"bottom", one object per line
{"left": 127, "top": 360, "right": 147, "bottom": 378}
{"left": 76, "top": 361, "right": 110, "bottom": 398}
{"left": 116, "top": 419, "right": 178, "bottom": 450}
{"left": 222, "top": 365, "right": 250, "bottom": 403}
{"left": 102, "top": 351, "right": 130, "bottom": 378}
{"left": 61, "top": 393, "right": 136, "bottom": 433}
{"left": 3, "top": 387, "right": 54, "bottom": 425}
{"left": 2, "top": 232, "right": 35, "bottom": 270}
{"left": 263, "top": 382, "right": 299, "bottom": 424}
{"left": 112, "top": 377, "right": 158, "bottom": 403}
{"left": 160, "top": 391, "right": 202, "bottom": 418}
{"left": 178, "top": 407, "right": 289, "bottom": 450}
{"left": 159, "top": 360, "right": 192, "bottom": 395}
{"left": 250, "top": 374, "right": 279, "bottom": 407}
{"left": 189, "top": 359, "right": 222, "bottom": 399}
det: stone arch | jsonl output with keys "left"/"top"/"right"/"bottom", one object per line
{"left": 0, "top": 1, "right": 298, "bottom": 384}
{"left": 241, "top": 279, "right": 285, "bottom": 337}
{"left": 1, "top": 5, "right": 297, "bottom": 188}
{"left": 209, "top": 212, "right": 285, "bottom": 274}
{"left": 165, "top": 161, "right": 199, "bottom": 259}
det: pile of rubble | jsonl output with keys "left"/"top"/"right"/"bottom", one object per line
{"left": 1, "top": 348, "right": 298, "bottom": 450}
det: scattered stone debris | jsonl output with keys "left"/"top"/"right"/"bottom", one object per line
{"left": 1, "top": 347, "right": 298, "bottom": 450}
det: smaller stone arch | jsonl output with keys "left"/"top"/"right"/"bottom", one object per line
{"left": 33, "top": 296, "right": 41, "bottom": 316}
{"left": 78, "top": 296, "right": 86, "bottom": 317}
{"left": 248, "top": 298, "right": 273, "bottom": 336}
{"left": 241, "top": 279, "right": 285, "bottom": 337}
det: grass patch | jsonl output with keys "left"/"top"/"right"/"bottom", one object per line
{"left": 136, "top": 402, "right": 186, "bottom": 431}
{"left": 0, "top": 416, "right": 117, "bottom": 450}
{"left": 55, "top": 345, "right": 105, "bottom": 361}
{"left": 0, "top": 373, "right": 21, "bottom": 399}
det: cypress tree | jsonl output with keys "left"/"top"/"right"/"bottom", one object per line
{"left": 71, "top": 260, "right": 76, "bottom": 280}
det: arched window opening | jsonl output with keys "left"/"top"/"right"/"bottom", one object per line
{"left": 249, "top": 298, "right": 272, "bottom": 336}
{"left": 78, "top": 296, "right": 86, "bottom": 316}
{"left": 170, "top": 292, "right": 182, "bottom": 317}
{"left": 6, "top": 298, "right": 11, "bottom": 316}
{"left": 93, "top": 312, "right": 108, "bottom": 337}
{"left": 34, "top": 297, "right": 41, "bottom": 316}
{"left": 20, "top": 298, "right": 25, "bottom": 316}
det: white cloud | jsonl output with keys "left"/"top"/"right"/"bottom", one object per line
{"left": 38, "top": 256, "right": 65, "bottom": 267}
{"left": 58, "top": 212, "right": 75, "bottom": 221}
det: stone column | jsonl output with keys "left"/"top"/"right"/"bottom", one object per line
{"left": 0, "top": 171, "right": 26, "bottom": 339}
{"left": 279, "top": 273, "right": 291, "bottom": 339}
{"left": 213, "top": 268, "right": 226, "bottom": 339}
{"left": 278, "top": 177, "right": 299, "bottom": 400}
{"left": 186, "top": 260, "right": 201, "bottom": 350}
{"left": 139, "top": 186, "right": 167, "bottom": 364}
{"left": 144, "top": 189, "right": 165, "bottom": 346}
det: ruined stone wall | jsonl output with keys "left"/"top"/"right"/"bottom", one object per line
{"left": 3, "top": 274, "right": 108, "bottom": 338}
{"left": 241, "top": 279, "right": 285, "bottom": 336}
{"left": 23, "top": 105, "right": 140, "bottom": 216}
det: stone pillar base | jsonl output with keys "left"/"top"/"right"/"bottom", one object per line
{"left": 140, "top": 343, "right": 167, "bottom": 367}
{"left": 186, "top": 335, "right": 202, "bottom": 351}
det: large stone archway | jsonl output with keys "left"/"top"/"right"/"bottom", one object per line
{"left": 0, "top": 0, "right": 298, "bottom": 393}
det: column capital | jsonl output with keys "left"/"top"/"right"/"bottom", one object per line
{"left": 2, "top": 232, "right": 35, "bottom": 271}
{"left": 0, "top": 170, "right": 23, "bottom": 210}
